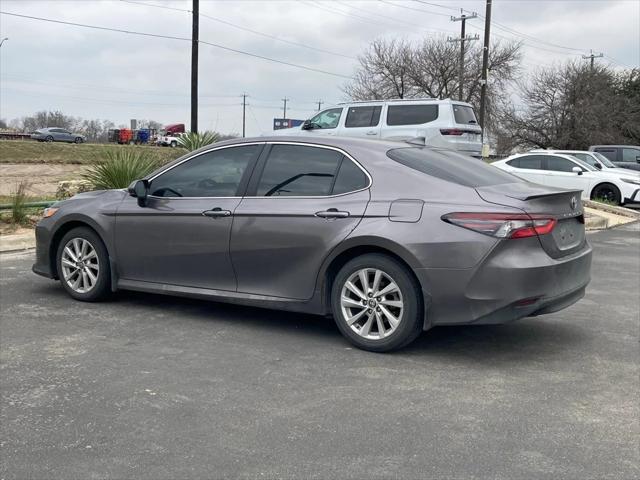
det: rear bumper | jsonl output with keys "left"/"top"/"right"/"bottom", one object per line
{"left": 416, "top": 238, "right": 592, "bottom": 328}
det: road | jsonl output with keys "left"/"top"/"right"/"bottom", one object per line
{"left": 1, "top": 224, "right": 639, "bottom": 479}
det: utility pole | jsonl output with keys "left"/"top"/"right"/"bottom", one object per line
{"left": 241, "top": 94, "right": 247, "bottom": 138}
{"left": 582, "top": 49, "right": 603, "bottom": 70}
{"left": 317, "top": 100, "right": 324, "bottom": 111}
{"left": 479, "top": 0, "right": 492, "bottom": 147}
{"left": 282, "top": 98, "right": 289, "bottom": 120}
{"left": 448, "top": 10, "right": 478, "bottom": 101}
{"left": 190, "top": 0, "right": 199, "bottom": 133}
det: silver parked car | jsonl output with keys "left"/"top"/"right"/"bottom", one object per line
{"left": 31, "top": 127, "right": 86, "bottom": 144}
{"left": 33, "top": 137, "right": 592, "bottom": 352}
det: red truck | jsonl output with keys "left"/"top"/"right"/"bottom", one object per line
{"left": 155, "top": 123, "right": 185, "bottom": 147}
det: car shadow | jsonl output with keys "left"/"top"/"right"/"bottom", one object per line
{"left": 33, "top": 282, "right": 590, "bottom": 362}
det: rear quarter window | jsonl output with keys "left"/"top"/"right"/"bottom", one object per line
{"left": 386, "top": 105, "right": 438, "bottom": 126}
{"left": 452, "top": 105, "right": 477, "bottom": 124}
{"left": 387, "top": 147, "right": 517, "bottom": 187}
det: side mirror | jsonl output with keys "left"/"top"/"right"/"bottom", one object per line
{"left": 301, "top": 120, "right": 313, "bottom": 130}
{"left": 594, "top": 162, "right": 602, "bottom": 170}
{"left": 128, "top": 179, "right": 149, "bottom": 207}
{"left": 572, "top": 166, "right": 583, "bottom": 175}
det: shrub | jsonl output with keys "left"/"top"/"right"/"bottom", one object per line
{"left": 82, "top": 149, "right": 160, "bottom": 190}
{"left": 10, "top": 181, "right": 29, "bottom": 225}
{"left": 177, "top": 131, "right": 220, "bottom": 151}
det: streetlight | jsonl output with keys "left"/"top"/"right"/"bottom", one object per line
{"left": 0, "top": 38, "right": 8, "bottom": 47}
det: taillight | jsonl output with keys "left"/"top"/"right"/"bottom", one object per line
{"left": 441, "top": 213, "right": 557, "bottom": 239}
{"left": 440, "top": 128, "right": 464, "bottom": 136}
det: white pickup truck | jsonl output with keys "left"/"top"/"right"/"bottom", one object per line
{"left": 155, "top": 133, "right": 181, "bottom": 147}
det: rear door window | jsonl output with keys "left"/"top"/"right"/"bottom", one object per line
{"left": 508, "top": 155, "right": 544, "bottom": 169}
{"left": 345, "top": 106, "right": 382, "bottom": 128}
{"left": 255, "top": 145, "right": 343, "bottom": 196}
{"left": 452, "top": 105, "right": 478, "bottom": 124}
{"left": 622, "top": 148, "right": 640, "bottom": 163}
{"left": 594, "top": 148, "right": 617, "bottom": 161}
{"left": 386, "top": 105, "right": 438, "bottom": 126}
{"left": 387, "top": 147, "right": 516, "bottom": 187}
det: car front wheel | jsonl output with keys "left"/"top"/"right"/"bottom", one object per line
{"left": 331, "top": 253, "right": 423, "bottom": 352}
{"left": 56, "top": 227, "right": 111, "bottom": 301}
{"left": 591, "top": 183, "right": 621, "bottom": 205}
{"left": 74, "top": 137, "right": 83, "bottom": 144}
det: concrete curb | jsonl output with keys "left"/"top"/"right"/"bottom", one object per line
{"left": 583, "top": 200, "right": 640, "bottom": 219}
{"left": 0, "top": 232, "right": 35, "bottom": 253}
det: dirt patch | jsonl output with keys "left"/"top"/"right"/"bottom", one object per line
{"left": 0, "top": 164, "right": 87, "bottom": 197}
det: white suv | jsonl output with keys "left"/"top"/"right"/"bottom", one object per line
{"left": 273, "top": 98, "right": 482, "bottom": 157}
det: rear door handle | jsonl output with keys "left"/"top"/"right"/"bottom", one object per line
{"left": 202, "top": 207, "right": 232, "bottom": 218}
{"left": 315, "top": 208, "right": 350, "bottom": 219}
{"left": 366, "top": 131, "right": 377, "bottom": 136}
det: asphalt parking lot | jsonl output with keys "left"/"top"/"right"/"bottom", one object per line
{"left": 1, "top": 223, "right": 638, "bottom": 480}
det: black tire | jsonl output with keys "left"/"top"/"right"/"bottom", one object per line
{"left": 74, "top": 137, "right": 83, "bottom": 144}
{"left": 56, "top": 227, "right": 111, "bottom": 302}
{"left": 331, "top": 253, "right": 423, "bottom": 352}
{"left": 45, "top": 136, "right": 54, "bottom": 142}
{"left": 591, "top": 183, "right": 622, "bottom": 205}
{"left": 170, "top": 141, "right": 177, "bottom": 148}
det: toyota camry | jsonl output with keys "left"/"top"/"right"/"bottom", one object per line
{"left": 33, "top": 137, "right": 592, "bottom": 352}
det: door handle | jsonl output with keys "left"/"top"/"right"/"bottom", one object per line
{"left": 366, "top": 131, "right": 377, "bottom": 136}
{"left": 202, "top": 207, "right": 232, "bottom": 218}
{"left": 315, "top": 208, "right": 350, "bottom": 219}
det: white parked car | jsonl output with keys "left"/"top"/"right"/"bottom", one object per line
{"left": 493, "top": 152, "right": 640, "bottom": 206}
{"left": 273, "top": 98, "right": 482, "bottom": 157}
{"left": 530, "top": 149, "right": 640, "bottom": 175}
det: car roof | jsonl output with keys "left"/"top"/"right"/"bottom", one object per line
{"left": 590, "top": 145, "right": 640, "bottom": 148}
{"left": 211, "top": 135, "right": 410, "bottom": 152}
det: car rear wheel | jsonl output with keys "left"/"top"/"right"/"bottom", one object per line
{"left": 74, "top": 137, "right": 83, "bottom": 144}
{"left": 591, "top": 183, "right": 621, "bottom": 205}
{"left": 56, "top": 227, "right": 111, "bottom": 301}
{"left": 331, "top": 254, "right": 423, "bottom": 352}
{"left": 45, "top": 136, "right": 54, "bottom": 142}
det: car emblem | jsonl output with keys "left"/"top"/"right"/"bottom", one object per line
{"left": 570, "top": 196, "right": 577, "bottom": 210}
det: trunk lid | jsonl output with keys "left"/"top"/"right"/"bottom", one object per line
{"left": 476, "top": 182, "right": 586, "bottom": 259}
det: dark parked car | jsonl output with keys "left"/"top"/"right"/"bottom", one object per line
{"left": 589, "top": 145, "right": 640, "bottom": 171}
{"left": 31, "top": 127, "right": 86, "bottom": 143}
{"left": 33, "top": 137, "right": 592, "bottom": 352}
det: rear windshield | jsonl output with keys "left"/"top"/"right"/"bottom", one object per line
{"left": 387, "top": 147, "right": 517, "bottom": 187}
{"left": 452, "top": 105, "right": 478, "bottom": 124}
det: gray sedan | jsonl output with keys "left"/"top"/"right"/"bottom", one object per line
{"left": 31, "top": 127, "right": 86, "bottom": 143}
{"left": 32, "top": 137, "right": 592, "bottom": 351}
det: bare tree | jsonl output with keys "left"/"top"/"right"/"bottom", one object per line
{"left": 343, "top": 37, "right": 521, "bottom": 133}
{"left": 499, "top": 63, "right": 639, "bottom": 150}
{"left": 343, "top": 39, "right": 415, "bottom": 100}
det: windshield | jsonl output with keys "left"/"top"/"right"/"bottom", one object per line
{"left": 593, "top": 152, "right": 616, "bottom": 168}
{"left": 387, "top": 147, "right": 517, "bottom": 187}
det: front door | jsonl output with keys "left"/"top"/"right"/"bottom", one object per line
{"left": 115, "top": 143, "right": 263, "bottom": 291}
{"left": 231, "top": 143, "right": 370, "bottom": 300}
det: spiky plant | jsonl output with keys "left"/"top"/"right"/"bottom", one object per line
{"left": 82, "top": 149, "right": 161, "bottom": 190}
{"left": 177, "top": 131, "right": 220, "bottom": 151}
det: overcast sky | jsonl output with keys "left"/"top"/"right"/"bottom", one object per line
{"left": 0, "top": 0, "right": 638, "bottom": 136}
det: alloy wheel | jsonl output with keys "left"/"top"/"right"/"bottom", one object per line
{"left": 60, "top": 238, "right": 100, "bottom": 293}
{"left": 340, "top": 268, "right": 404, "bottom": 340}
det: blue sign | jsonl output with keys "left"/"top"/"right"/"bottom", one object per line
{"left": 273, "top": 118, "right": 304, "bottom": 130}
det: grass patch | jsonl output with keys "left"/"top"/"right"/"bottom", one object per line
{"left": 0, "top": 139, "right": 183, "bottom": 165}
{"left": 592, "top": 197, "right": 619, "bottom": 207}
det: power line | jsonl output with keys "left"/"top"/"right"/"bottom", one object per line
{"left": 120, "top": 0, "right": 356, "bottom": 60}
{"left": 0, "top": 11, "right": 353, "bottom": 79}
{"left": 379, "top": 0, "right": 453, "bottom": 18}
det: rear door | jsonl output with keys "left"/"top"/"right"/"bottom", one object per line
{"left": 381, "top": 103, "right": 439, "bottom": 141}
{"left": 230, "top": 142, "right": 370, "bottom": 300}
{"left": 338, "top": 104, "right": 383, "bottom": 139}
